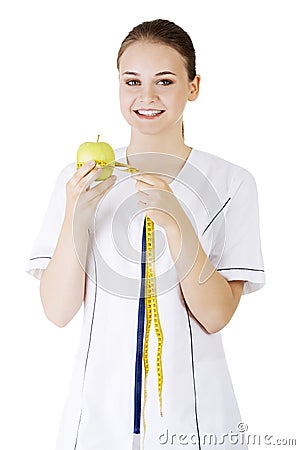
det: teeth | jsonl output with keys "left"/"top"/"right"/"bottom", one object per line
{"left": 137, "top": 109, "right": 163, "bottom": 116}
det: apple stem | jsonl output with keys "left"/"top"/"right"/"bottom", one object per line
{"left": 97, "top": 134, "right": 100, "bottom": 143}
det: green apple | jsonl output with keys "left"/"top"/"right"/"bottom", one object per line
{"left": 76, "top": 135, "right": 115, "bottom": 181}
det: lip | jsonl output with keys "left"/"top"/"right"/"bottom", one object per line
{"left": 133, "top": 109, "right": 165, "bottom": 120}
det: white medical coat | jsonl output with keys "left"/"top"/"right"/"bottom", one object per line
{"left": 26, "top": 147, "right": 265, "bottom": 449}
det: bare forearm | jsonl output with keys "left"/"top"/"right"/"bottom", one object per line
{"left": 40, "top": 215, "right": 89, "bottom": 327}
{"left": 38, "top": 163, "right": 117, "bottom": 327}
{"left": 165, "top": 217, "right": 240, "bottom": 333}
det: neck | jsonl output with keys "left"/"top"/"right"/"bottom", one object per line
{"left": 127, "top": 124, "right": 187, "bottom": 156}
{"left": 126, "top": 125, "right": 192, "bottom": 181}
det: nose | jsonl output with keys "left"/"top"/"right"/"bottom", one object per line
{"left": 139, "top": 83, "right": 158, "bottom": 103}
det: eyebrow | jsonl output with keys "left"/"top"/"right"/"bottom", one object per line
{"left": 122, "top": 71, "right": 177, "bottom": 77}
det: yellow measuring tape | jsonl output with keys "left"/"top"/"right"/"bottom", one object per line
{"left": 77, "top": 159, "right": 164, "bottom": 444}
{"left": 142, "top": 216, "right": 164, "bottom": 442}
{"left": 77, "top": 159, "right": 138, "bottom": 173}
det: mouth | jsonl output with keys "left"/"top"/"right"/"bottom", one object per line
{"left": 134, "top": 109, "right": 165, "bottom": 119}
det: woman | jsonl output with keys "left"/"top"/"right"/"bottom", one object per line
{"left": 26, "top": 19, "right": 265, "bottom": 450}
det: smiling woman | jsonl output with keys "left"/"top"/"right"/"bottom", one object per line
{"left": 119, "top": 42, "right": 200, "bottom": 140}
{"left": 123, "top": 71, "right": 177, "bottom": 119}
{"left": 26, "top": 18, "right": 265, "bottom": 450}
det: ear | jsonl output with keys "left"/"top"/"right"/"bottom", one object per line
{"left": 188, "top": 74, "right": 201, "bottom": 101}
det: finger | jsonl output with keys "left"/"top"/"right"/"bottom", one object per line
{"left": 73, "top": 161, "right": 103, "bottom": 188}
{"left": 77, "top": 167, "right": 103, "bottom": 191}
{"left": 134, "top": 174, "right": 168, "bottom": 191}
{"left": 137, "top": 200, "right": 148, "bottom": 208}
{"left": 75, "top": 160, "right": 97, "bottom": 181}
{"left": 136, "top": 191, "right": 151, "bottom": 206}
{"left": 87, "top": 175, "right": 117, "bottom": 201}
{"left": 131, "top": 173, "right": 157, "bottom": 185}
{"left": 135, "top": 180, "right": 152, "bottom": 193}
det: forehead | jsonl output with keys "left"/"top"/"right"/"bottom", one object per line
{"left": 119, "top": 41, "right": 187, "bottom": 74}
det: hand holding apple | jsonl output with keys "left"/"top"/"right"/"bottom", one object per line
{"left": 77, "top": 135, "right": 138, "bottom": 181}
{"left": 77, "top": 135, "right": 116, "bottom": 181}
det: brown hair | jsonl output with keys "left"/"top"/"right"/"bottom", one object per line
{"left": 117, "top": 19, "right": 197, "bottom": 81}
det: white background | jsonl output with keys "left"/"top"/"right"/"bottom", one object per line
{"left": 0, "top": 0, "right": 299, "bottom": 448}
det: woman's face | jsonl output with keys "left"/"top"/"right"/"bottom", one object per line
{"left": 118, "top": 41, "right": 199, "bottom": 137}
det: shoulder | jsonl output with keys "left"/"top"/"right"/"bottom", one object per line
{"left": 191, "top": 148, "right": 257, "bottom": 194}
{"left": 191, "top": 147, "right": 253, "bottom": 179}
{"left": 52, "top": 163, "right": 76, "bottom": 186}
{"left": 59, "top": 162, "right": 76, "bottom": 178}
{"left": 45, "top": 163, "right": 76, "bottom": 201}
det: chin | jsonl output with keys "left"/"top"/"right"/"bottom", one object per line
{"left": 133, "top": 120, "right": 170, "bottom": 137}
{"left": 122, "top": 111, "right": 173, "bottom": 137}
{"left": 136, "top": 127, "right": 164, "bottom": 136}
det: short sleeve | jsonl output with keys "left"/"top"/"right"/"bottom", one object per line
{"left": 209, "top": 169, "right": 265, "bottom": 295}
{"left": 25, "top": 163, "right": 75, "bottom": 280}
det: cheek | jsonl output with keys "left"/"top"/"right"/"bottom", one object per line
{"left": 162, "top": 85, "right": 188, "bottom": 109}
{"left": 119, "top": 89, "right": 137, "bottom": 125}
{"left": 119, "top": 87, "right": 126, "bottom": 110}
{"left": 171, "top": 92, "right": 189, "bottom": 115}
{"left": 119, "top": 86, "right": 134, "bottom": 110}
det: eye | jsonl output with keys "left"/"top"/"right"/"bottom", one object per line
{"left": 126, "top": 79, "right": 141, "bottom": 86}
{"left": 157, "top": 79, "right": 173, "bottom": 86}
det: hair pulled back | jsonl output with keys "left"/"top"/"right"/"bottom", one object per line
{"left": 117, "top": 19, "right": 197, "bottom": 81}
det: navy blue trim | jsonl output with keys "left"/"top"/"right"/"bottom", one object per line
{"left": 74, "top": 230, "right": 98, "bottom": 449}
{"left": 217, "top": 267, "right": 265, "bottom": 272}
{"left": 202, "top": 197, "right": 231, "bottom": 236}
{"left": 133, "top": 218, "right": 146, "bottom": 435}
{"left": 184, "top": 302, "right": 202, "bottom": 450}
{"left": 29, "top": 256, "right": 52, "bottom": 260}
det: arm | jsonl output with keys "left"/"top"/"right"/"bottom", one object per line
{"left": 133, "top": 173, "right": 244, "bottom": 334}
{"left": 40, "top": 162, "right": 116, "bottom": 327}
{"left": 165, "top": 217, "right": 244, "bottom": 334}
{"left": 39, "top": 214, "right": 89, "bottom": 328}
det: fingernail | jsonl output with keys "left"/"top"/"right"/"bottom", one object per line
{"left": 89, "top": 160, "right": 95, "bottom": 166}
